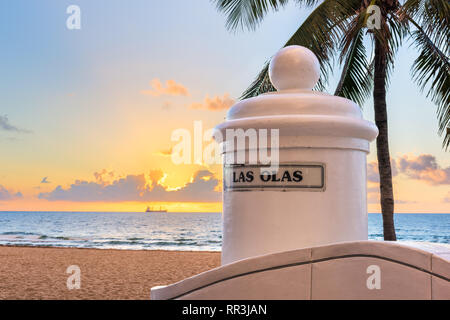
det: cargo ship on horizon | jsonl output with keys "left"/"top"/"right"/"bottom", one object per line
{"left": 145, "top": 206, "right": 168, "bottom": 213}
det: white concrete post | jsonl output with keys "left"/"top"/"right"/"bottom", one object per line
{"left": 215, "top": 46, "right": 379, "bottom": 265}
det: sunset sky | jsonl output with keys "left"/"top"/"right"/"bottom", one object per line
{"left": 0, "top": 1, "right": 449, "bottom": 213}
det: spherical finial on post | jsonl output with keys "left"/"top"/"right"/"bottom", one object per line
{"left": 269, "top": 45, "right": 320, "bottom": 91}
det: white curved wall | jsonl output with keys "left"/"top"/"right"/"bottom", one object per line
{"left": 151, "top": 241, "right": 450, "bottom": 300}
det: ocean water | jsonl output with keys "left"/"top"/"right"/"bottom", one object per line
{"left": 0, "top": 212, "right": 448, "bottom": 251}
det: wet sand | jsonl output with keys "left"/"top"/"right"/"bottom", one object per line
{"left": 0, "top": 246, "right": 220, "bottom": 300}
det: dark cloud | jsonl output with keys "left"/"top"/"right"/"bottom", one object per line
{"left": 0, "top": 115, "right": 30, "bottom": 133}
{"left": 41, "top": 177, "right": 50, "bottom": 184}
{"left": 367, "top": 162, "right": 380, "bottom": 183}
{"left": 38, "top": 170, "right": 221, "bottom": 203}
{"left": 367, "top": 160, "right": 398, "bottom": 183}
{"left": 396, "top": 154, "right": 450, "bottom": 185}
{"left": 0, "top": 185, "right": 22, "bottom": 200}
{"left": 367, "top": 154, "right": 450, "bottom": 185}
{"left": 93, "top": 169, "right": 115, "bottom": 185}
{"left": 397, "top": 154, "right": 437, "bottom": 172}
{"left": 194, "top": 170, "right": 215, "bottom": 180}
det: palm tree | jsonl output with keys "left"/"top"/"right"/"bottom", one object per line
{"left": 214, "top": 0, "right": 449, "bottom": 240}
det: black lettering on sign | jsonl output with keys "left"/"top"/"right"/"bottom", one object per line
{"left": 224, "top": 164, "right": 325, "bottom": 191}
{"left": 271, "top": 173, "right": 281, "bottom": 182}
{"left": 260, "top": 171, "right": 271, "bottom": 182}
{"left": 233, "top": 172, "right": 238, "bottom": 183}
{"left": 281, "top": 170, "right": 291, "bottom": 182}
{"left": 293, "top": 170, "right": 303, "bottom": 182}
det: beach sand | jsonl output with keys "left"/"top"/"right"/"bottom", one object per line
{"left": 0, "top": 246, "right": 220, "bottom": 300}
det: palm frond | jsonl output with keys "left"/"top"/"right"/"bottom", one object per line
{"left": 241, "top": 62, "right": 275, "bottom": 97}
{"left": 213, "top": 0, "right": 320, "bottom": 31}
{"left": 368, "top": 8, "right": 408, "bottom": 91}
{"left": 334, "top": 29, "right": 372, "bottom": 106}
{"left": 402, "top": 0, "right": 449, "bottom": 50}
{"left": 408, "top": 18, "right": 450, "bottom": 149}
{"left": 384, "top": 12, "right": 409, "bottom": 86}
{"left": 241, "top": 0, "right": 361, "bottom": 99}
{"left": 401, "top": 0, "right": 425, "bottom": 19}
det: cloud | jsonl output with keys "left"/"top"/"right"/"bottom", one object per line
{"left": 189, "top": 94, "right": 234, "bottom": 111}
{"left": 0, "top": 115, "right": 30, "bottom": 133}
{"left": 38, "top": 170, "right": 221, "bottom": 203}
{"left": 367, "top": 160, "right": 398, "bottom": 183}
{"left": 367, "top": 183, "right": 416, "bottom": 204}
{"left": 394, "top": 199, "right": 416, "bottom": 204}
{"left": 396, "top": 154, "right": 450, "bottom": 185}
{"left": 367, "top": 162, "right": 380, "bottom": 183}
{"left": 149, "top": 170, "right": 164, "bottom": 187}
{"left": 41, "top": 177, "right": 51, "bottom": 184}
{"left": 443, "top": 193, "right": 450, "bottom": 203}
{"left": 94, "top": 169, "right": 115, "bottom": 185}
{"left": 367, "top": 153, "right": 450, "bottom": 185}
{"left": 366, "top": 153, "right": 450, "bottom": 204}
{"left": 194, "top": 170, "right": 214, "bottom": 180}
{"left": 154, "top": 147, "right": 173, "bottom": 157}
{"left": 141, "top": 79, "right": 189, "bottom": 97}
{"left": 397, "top": 154, "right": 437, "bottom": 172}
{"left": 0, "top": 185, "right": 23, "bottom": 200}
{"left": 366, "top": 187, "right": 415, "bottom": 204}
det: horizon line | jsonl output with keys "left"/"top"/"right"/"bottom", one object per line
{"left": 0, "top": 211, "right": 449, "bottom": 214}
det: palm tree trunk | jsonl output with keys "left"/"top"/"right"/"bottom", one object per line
{"left": 373, "top": 37, "right": 397, "bottom": 241}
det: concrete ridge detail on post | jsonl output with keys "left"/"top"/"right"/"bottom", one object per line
{"left": 216, "top": 115, "right": 378, "bottom": 152}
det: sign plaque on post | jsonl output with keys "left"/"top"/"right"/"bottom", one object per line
{"left": 224, "top": 164, "right": 325, "bottom": 191}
